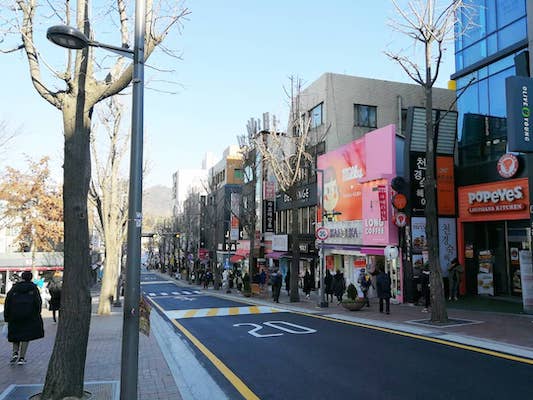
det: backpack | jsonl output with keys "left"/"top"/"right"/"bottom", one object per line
{"left": 9, "top": 289, "right": 36, "bottom": 321}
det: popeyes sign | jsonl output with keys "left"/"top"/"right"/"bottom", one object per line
{"left": 458, "top": 178, "right": 530, "bottom": 221}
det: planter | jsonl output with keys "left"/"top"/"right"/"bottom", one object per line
{"left": 341, "top": 299, "right": 366, "bottom": 311}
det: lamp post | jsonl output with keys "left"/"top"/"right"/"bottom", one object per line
{"left": 315, "top": 169, "right": 328, "bottom": 308}
{"left": 47, "top": 1, "right": 145, "bottom": 397}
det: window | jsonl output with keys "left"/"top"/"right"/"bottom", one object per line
{"left": 354, "top": 104, "right": 377, "bottom": 128}
{"left": 234, "top": 168, "right": 243, "bottom": 181}
{"left": 309, "top": 103, "right": 323, "bottom": 128}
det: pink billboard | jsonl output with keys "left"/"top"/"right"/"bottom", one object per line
{"left": 318, "top": 125, "right": 398, "bottom": 245}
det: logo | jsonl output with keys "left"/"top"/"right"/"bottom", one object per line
{"left": 394, "top": 212, "right": 407, "bottom": 227}
{"left": 522, "top": 85, "right": 530, "bottom": 142}
{"left": 392, "top": 193, "right": 407, "bottom": 209}
{"left": 497, "top": 153, "right": 519, "bottom": 178}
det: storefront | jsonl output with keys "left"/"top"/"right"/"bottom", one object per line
{"left": 457, "top": 177, "right": 529, "bottom": 297}
{"left": 318, "top": 125, "right": 403, "bottom": 302}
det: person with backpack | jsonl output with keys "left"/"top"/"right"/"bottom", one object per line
{"left": 4, "top": 271, "right": 44, "bottom": 365}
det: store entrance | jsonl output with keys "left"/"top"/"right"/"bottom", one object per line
{"left": 463, "top": 220, "right": 528, "bottom": 296}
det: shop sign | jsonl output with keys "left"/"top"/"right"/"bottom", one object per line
{"left": 271, "top": 235, "right": 288, "bottom": 251}
{"left": 458, "top": 178, "right": 530, "bottom": 221}
{"left": 437, "top": 156, "right": 456, "bottom": 215}
{"left": 410, "top": 152, "right": 426, "bottom": 215}
{"left": 496, "top": 153, "right": 519, "bottom": 178}
{"left": 392, "top": 194, "right": 407, "bottom": 210}
{"left": 323, "top": 220, "right": 363, "bottom": 245}
{"left": 506, "top": 76, "right": 533, "bottom": 153}
{"left": 263, "top": 200, "right": 274, "bottom": 232}
{"left": 378, "top": 185, "right": 388, "bottom": 221}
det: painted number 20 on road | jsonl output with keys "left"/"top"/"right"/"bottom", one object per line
{"left": 233, "top": 321, "right": 317, "bottom": 338}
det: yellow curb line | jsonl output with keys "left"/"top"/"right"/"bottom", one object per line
{"left": 149, "top": 297, "right": 260, "bottom": 400}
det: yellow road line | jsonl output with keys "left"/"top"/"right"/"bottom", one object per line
{"left": 184, "top": 309, "right": 197, "bottom": 318}
{"left": 149, "top": 298, "right": 259, "bottom": 400}
{"left": 248, "top": 306, "right": 260, "bottom": 314}
{"left": 228, "top": 307, "right": 240, "bottom": 316}
{"left": 206, "top": 308, "right": 219, "bottom": 317}
{"left": 293, "top": 311, "right": 533, "bottom": 365}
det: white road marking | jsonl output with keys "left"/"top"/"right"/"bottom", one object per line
{"left": 165, "top": 306, "right": 288, "bottom": 320}
{"left": 149, "top": 293, "right": 156, "bottom": 297}
{"left": 161, "top": 292, "right": 168, "bottom": 296}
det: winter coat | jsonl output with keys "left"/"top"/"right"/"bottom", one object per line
{"left": 272, "top": 273, "right": 283, "bottom": 289}
{"left": 4, "top": 281, "right": 45, "bottom": 343}
{"left": 303, "top": 272, "right": 313, "bottom": 293}
{"left": 47, "top": 279, "right": 62, "bottom": 311}
{"left": 324, "top": 272, "right": 334, "bottom": 295}
{"left": 376, "top": 272, "right": 392, "bottom": 299}
{"left": 332, "top": 273, "right": 346, "bottom": 296}
{"left": 285, "top": 271, "right": 291, "bottom": 291}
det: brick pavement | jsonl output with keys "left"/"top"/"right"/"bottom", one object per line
{"left": 0, "top": 294, "right": 182, "bottom": 400}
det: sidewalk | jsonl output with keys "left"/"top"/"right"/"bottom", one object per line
{"left": 164, "top": 271, "right": 533, "bottom": 355}
{"left": 0, "top": 287, "right": 181, "bottom": 400}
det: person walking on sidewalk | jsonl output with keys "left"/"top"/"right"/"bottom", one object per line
{"left": 421, "top": 263, "right": 431, "bottom": 312}
{"left": 303, "top": 269, "right": 313, "bottom": 299}
{"left": 4, "top": 271, "right": 44, "bottom": 365}
{"left": 358, "top": 268, "right": 373, "bottom": 307}
{"left": 325, "top": 269, "right": 334, "bottom": 303}
{"left": 285, "top": 270, "right": 291, "bottom": 296}
{"left": 332, "top": 270, "right": 346, "bottom": 304}
{"left": 448, "top": 257, "right": 463, "bottom": 301}
{"left": 271, "top": 269, "right": 283, "bottom": 303}
{"left": 376, "top": 267, "right": 392, "bottom": 315}
{"left": 47, "top": 274, "right": 62, "bottom": 323}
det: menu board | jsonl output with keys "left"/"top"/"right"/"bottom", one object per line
{"left": 518, "top": 250, "right": 533, "bottom": 314}
{"left": 477, "top": 250, "right": 494, "bottom": 295}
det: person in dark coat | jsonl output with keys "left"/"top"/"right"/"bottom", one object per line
{"left": 303, "top": 269, "right": 313, "bottom": 299}
{"left": 324, "top": 269, "right": 334, "bottom": 302}
{"left": 4, "top": 271, "right": 44, "bottom": 365}
{"left": 332, "top": 270, "right": 346, "bottom": 303}
{"left": 284, "top": 269, "right": 291, "bottom": 295}
{"left": 376, "top": 267, "right": 392, "bottom": 314}
{"left": 47, "top": 276, "right": 62, "bottom": 323}
{"left": 271, "top": 270, "right": 283, "bottom": 303}
{"left": 421, "top": 263, "right": 431, "bottom": 312}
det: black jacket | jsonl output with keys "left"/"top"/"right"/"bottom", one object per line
{"left": 376, "top": 272, "right": 392, "bottom": 299}
{"left": 4, "top": 281, "right": 45, "bottom": 343}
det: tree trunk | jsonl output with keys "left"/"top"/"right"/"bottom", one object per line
{"left": 97, "top": 244, "right": 120, "bottom": 315}
{"left": 424, "top": 43, "right": 448, "bottom": 323}
{"left": 42, "top": 97, "right": 93, "bottom": 397}
{"left": 289, "top": 187, "right": 300, "bottom": 302}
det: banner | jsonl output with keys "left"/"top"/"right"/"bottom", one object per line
{"left": 506, "top": 76, "right": 533, "bottom": 153}
{"left": 438, "top": 218, "right": 457, "bottom": 277}
{"left": 230, "top": 192, "right": 240, "bottom": 241}
{"left": 378, "top": 185, "right": 387, "bottom": 221}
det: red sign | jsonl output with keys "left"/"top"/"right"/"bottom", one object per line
{"left": 392, "top": 193, "right": 407, "bottom": 210}
{"left": 394, "top": 212, "right": 407, "bottom": 227}
{"left": 378, "top": 185, "right": 387, "bottom": 221}
{"left": 497, "top": 153, "right": 519, "bottom": 178}
{"left": 315, "top": 226, "right": 330, "bottom": 241}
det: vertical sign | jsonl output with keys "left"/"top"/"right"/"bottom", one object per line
{"left": 438, "top": 218, "right": 457, "bottom": 277}
{"left": 410, "top": 152, "right": 427, "bottom": 215}
{"left": 436, "top": 156, "right": 456, "bottom": 215}
{"left": 263, "top": 200, "right": 275, "bottom": 232}
{"left": 377, "top": 185, "right": 387, "bottom": 221}
{"left": 230, "top": 192, "right": 240, "bottom": 241}
{"left": 506, "top": 76, "right": 533, "bottom": 153}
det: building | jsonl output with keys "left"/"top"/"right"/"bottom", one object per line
{"left": 452, "top": 0, "right": 530, "bottom": 301}
{"left": 273, "top": 73, "right": 455, "bottom": 301}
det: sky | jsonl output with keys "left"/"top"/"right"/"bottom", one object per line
{"left": 0, "top": 1, "right": 456, "bottom": 189}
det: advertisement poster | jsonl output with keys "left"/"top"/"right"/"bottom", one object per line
{"left": 317, "top": 139, "right": 366, "bottom": 221}
{"left": 518, "top": 250, "right": 533, "bottom": 313}
{"left": 436, "top": 156, "right": 456, "bottom": 215}
{"left": 411, "top": 217, "right": 427, "bottom": 252}
{"left": 438, "top": 218, "right": 457, "bottom": 277}
{"left": 477, "top": 273, "right": 494, "bottom": 295}
{"left": 412, "top": 254, "right": 424, "bottom": 277}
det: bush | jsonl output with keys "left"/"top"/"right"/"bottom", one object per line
{"left": 346, "top": 283, "right": 358, "bottom": 301}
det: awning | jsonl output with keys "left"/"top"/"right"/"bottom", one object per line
{"left": 230, "top": 255, "right": 245, "bottom": 263}
{"left": 265, "top": 251, "right": 287, "bottom": 260}
{"left": 360, "top": 247, "right": 385, "bottom": 255}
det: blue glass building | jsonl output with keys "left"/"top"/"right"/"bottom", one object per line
{"left": 453, "top": 0, "right": 529, "bottom": 298}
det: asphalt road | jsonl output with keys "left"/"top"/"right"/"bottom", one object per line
{"left": 142, "top": 273, "right": 533, "bottom": 400}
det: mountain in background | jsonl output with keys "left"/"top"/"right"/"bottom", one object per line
{"left": 143, "top": 185, "right": 172, "bottom": 222}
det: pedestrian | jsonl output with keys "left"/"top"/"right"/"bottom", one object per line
{"left": 47, "top": 274, "right": 62, "bottom": 323}
{"left": 421, "top": 262, "right": 431, "bottom": 312}
{"left": 448, "top": 257, "right": 463, "bottom": 301}
{"left": 358, "top": 268, "right": 373, "bottom": 307}
{"left": 285, "top": 269, "right": 291, "bottom": 295}
{"left": 271, "top": 270, "right": 283, "bottom": 303}
{"left": 303, "top": 269, "right": 312, "bottom": 299}
{"left": 332, "top": 270, "right": 346, "bottom": 304}
{"left": 259, "top": 269, "right": 267, "bottom": 291}
{"left": 324, "top": 270, "right": 334, "bottom": 303}
{"left": 376, "top": 266, "right": 392, "bottom": 314}
{"left": 222, "top": 268, "right": 230, "bottom": 293}
{"left": 4, "top": 271, "right": 45, "bottom": 365}
{"left": 236, "top": 272, "right": 243, "bottom": 291}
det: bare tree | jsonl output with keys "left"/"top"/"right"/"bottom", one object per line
{"left": 1, "top": 1, "right": 189, "bottom": 397}
{"left": 255, "top": 77, "right": 313, "bottom": 302}
{"left": 89, "top": 97, "right": 129, "bottom": 315}
{"left": 386, "top": 0, "right": 475, "bottom": 322}
{"left": 0, "top": 120, "right": 19, "bottom": 158}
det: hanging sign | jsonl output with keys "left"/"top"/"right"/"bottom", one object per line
{"left": 378, "top": 185, "right": 388, "bottom": 221}
{"left": 394, "top": 212, "right": 407, "bottom": 227}
{"left": 392, "top": 193, "right": 407, "bottom": 210}
{"left": 496, "top": 153, "right": 519, "bottom": 178}
{"left": 506, "top": 76, "right": 533, "bottom": 153}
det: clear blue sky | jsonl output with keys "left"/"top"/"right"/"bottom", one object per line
{"left": 0, "top": 1, "right": 455, "bottom": 188}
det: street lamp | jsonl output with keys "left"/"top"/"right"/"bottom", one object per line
{"left": 47, "top": 1, "right": 145, "bottom": 398}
